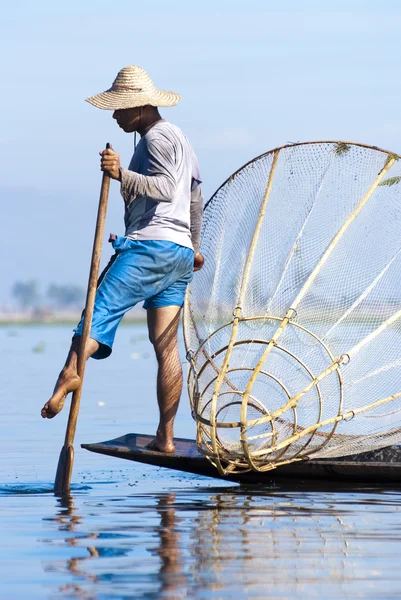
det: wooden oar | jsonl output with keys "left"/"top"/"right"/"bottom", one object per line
{"left": 54, "top": 143, "right": 111, "bottom": 494}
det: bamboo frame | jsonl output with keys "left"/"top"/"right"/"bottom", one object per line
{"left": 250, "top": 390, "right": 401, "bottom": 470}
{"left": 219, "top": 304, "right": 401, "bottom": 467}
{"left": 207, "top": 150, "right": 280, "bottom": 474}
{"left": 196, "top": 341, "right": 325, "bottom": 427}
{"left": 201, "top": 300, "right": 401, "bottom": 471}
{"left": 182, "top": 141, "right": 401, "bottom": 475}
{"left": 188, "top": 317, "right": 342, "bottom": 468}
{"left": 238, "top": 154, "right": 396, "bottom": 471}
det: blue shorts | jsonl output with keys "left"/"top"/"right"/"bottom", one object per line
{"left": 73, "top": 236, "right": 194, "bottom": 359}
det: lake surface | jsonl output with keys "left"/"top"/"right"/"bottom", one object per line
{"left": 2, "top": 324, "right": 401, "bottom": 599}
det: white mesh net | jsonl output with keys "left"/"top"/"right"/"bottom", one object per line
{"left": 183, "top": 141, "right": 401, "bottom": 474}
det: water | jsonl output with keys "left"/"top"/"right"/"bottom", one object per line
{"left": 2, "top": 325, "right": 401, "bottom": 599}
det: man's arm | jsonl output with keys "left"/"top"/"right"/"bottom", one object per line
{"left": 191, "top": 183, "right": 204, "bottom": 271}
{"left": 100, "top": 142, "right": 177, "bottom": 204}
{"left": 190, "top": 184, "right": 203, "bottom": 254}
{"left": 120, "top": 167, "right": 176, "bottom": 204}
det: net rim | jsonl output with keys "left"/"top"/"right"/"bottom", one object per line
{"left": 205, "top": 140, "right": 401, "bottom": 211}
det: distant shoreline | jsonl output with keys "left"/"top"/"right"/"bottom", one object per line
{"left": 0, "top": 316, "right": 147, "bottom": 326}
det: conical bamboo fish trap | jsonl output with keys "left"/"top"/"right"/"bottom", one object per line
{"left": 183, "top": 141, "right": 401, "bottom": 475}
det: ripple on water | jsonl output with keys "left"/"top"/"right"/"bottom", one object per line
{"left": 0, "top": 482, "right": 92, "bottom": 495}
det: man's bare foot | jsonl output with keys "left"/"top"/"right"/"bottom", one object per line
{"left": 41, "top": 369, "right": 81, "bottom": 419}
{"left": 146, "top": 433, "right": 175, "bottom": 454}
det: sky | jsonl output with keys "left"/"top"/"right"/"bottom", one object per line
{"left": 1, "top": 0, "right": 401, "bottom": 305}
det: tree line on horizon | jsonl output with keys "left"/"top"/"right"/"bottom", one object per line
{"left": 12, "top": 280, "right": 85, "bottom": 311}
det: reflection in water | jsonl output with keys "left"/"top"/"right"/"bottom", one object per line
{"left": 43, "top": 494, "right": 100, "bottom": 597}
{"left": 44, "top": 492, "right": 189, "bottom": 599}
{"left": 5, "top": 326, "right": 401, "bottom": 598}
{"left": 5, "top": 325, "right": 401, "bottom": 599}
{"left": 188, "top": 491, "right": 351, "bottom": 597}
{"left": 153, "top": 494, "right": 188, "bottom": 597}
{"left": 38, "top": 483, "right": 401, "bottom": 599}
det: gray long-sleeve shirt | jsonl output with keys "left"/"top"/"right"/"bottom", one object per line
{"left": 120, "top": 120, "right": 203, "bottom": 253}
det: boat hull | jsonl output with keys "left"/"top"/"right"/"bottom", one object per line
{"left": 82, "top": 433, "right": 401, "bottom": 484}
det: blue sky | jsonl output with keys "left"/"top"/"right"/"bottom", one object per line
{"left": 1, "top": 0, "right": 401, "bottom": 305}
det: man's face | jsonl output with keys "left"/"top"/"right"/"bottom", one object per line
{"left": 112, "top": 107, "right": 142, "bottom": 132}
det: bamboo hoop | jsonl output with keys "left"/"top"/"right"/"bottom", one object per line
{"left": 221, "top": 303, "right": 401, "bottom": 468}
{"left": 249, "top": 390, "right": 401, "bottom": 467}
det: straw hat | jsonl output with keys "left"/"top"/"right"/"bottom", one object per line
{"left": 86, "top": 65, "right": 181, "bottom": 110}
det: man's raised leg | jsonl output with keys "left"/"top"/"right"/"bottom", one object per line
{"left": 41, "top": 337, "right": 100, "bottom": 419}
{"left": 147, "top": 305, "right": 183, "bottom": 453}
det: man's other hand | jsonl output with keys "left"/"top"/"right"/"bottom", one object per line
{"left": 193, "top": 252, "right": 204, "bottom": 272}
{"left": 100, "top": 146, "right": 121, "bottom": 180}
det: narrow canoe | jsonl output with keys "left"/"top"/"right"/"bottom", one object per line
{"left": 81, "top": 433, "right": 401, "bottom": 484}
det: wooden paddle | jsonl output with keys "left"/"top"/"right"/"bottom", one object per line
{"left": 54, "top": 143, "right": 111, "bottom": 494}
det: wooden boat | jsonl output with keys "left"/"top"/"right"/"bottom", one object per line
{"left": 82, "top": 433, "right": 401, "bottom": 484}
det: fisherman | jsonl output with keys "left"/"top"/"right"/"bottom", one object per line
{"left": 41, "top": 66, "right": 204, "bottom": 453}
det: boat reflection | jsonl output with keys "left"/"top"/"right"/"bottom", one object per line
{"left": 41, "top": 483, "right": 394, "bottom": 599}
{"left": 187, "top": 489, "right": 351, "bottom": 595}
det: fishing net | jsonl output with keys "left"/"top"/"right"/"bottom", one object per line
{"left": 183, "top": 141, "right": 401, "bottom": 475}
